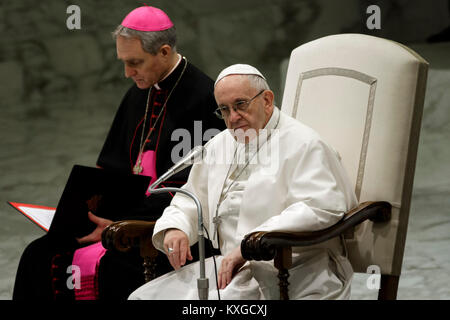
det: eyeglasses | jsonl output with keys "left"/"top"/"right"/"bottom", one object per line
{"left": 214, "top": 90, "right": 265, "bottom": 119}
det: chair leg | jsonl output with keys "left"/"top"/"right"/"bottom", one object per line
{"left": 378, "top": 274, "right": 399, "bottom": 300}
{"left": 274, "top": 247, "right": 292, "bottom": 300}
{"left": 278, "top": 268, "right": 290, "bottom": 300}
{"left": 140, "top": 235, "right": 158, "bottom": 283}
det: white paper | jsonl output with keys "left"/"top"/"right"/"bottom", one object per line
{"left": 18, "top": 206, "right": 55, "bottom": 232}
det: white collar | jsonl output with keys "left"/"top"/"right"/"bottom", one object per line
{"left": 263, "top": 106, "right": 279, "bottom": 132}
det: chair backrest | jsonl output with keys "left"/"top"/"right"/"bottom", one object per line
{"left": 281, "top": 34, "right": 428, "bottom": 275}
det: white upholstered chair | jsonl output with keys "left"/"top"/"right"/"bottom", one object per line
{"left": 241, "top": 33, "right": 429, "bottom": 300}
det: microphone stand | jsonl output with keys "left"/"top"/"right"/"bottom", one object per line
{"left": 148, "top": 187, "right": 209, "bottom": 300}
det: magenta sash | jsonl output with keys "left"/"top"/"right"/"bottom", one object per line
{"left": 136, "top": 150, "right": 158, "bottom": 196}
{"left": 72, "top": 242, "right": 107, "bottom": 300}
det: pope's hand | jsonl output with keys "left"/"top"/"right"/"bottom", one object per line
{"left": 218, "top": 246, "right": 246, "bottom": 289}
{"left": 76, "top": 211, "right": 113, "bottom": 245}
{"left": 163, "top": 229, "right": 193, "bottom": 270}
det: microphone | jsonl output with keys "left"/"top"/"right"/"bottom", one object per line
{"left": 147, "top": 145, "right": 206, "bottom": 192}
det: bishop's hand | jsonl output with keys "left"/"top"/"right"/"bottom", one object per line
{"left": 76, "top": 211, "right": 113, "bottom": 245}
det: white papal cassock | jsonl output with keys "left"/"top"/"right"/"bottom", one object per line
{"left": 129, "top": 107, "right": 357, "bottom": 300}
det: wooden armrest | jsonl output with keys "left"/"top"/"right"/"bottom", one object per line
{"left": 101, "top": 220, "right": 157, "bottom": 259}
{"left": 102, "top": 220, "right": 160, "bottom": 282}
{"left": 241, "top": 201, "right": 391, "bottom": 261}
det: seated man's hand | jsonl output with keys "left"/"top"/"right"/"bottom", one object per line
{"left": 218, "top": 246, "right": 246, "bottom": 289}
{"left": 76, "top": 211, "right": 113, "bottom": 245}
{"left": 163, "top": 229, "right": 193, "bottom": 270}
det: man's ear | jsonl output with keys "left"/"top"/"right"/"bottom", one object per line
{"left": 263, "top": 90, "right": 275, "bottom": 109}
{"left": 159, "top": 44, "right": 172, "bottom": 58}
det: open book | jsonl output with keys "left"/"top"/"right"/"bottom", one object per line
{"left": 8, "top": 202, "right": 55, "bottom": 232}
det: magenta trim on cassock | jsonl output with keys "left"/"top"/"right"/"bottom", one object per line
{"left": 72, "top": 242, "right": 107, "bottom": 300}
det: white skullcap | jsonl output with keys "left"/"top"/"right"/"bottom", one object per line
{"left": 215, "top": 64, "right": 266, "bottom": 87}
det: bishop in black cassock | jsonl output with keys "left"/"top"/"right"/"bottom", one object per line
{"left": 13, "top": 6, "right": 225, "bottom": 300}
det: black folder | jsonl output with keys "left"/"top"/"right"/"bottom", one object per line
{"left": 48, "top": 165, "right": 150, "bottom": 238}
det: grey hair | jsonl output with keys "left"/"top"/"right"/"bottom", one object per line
{"left": 246, "top": 74, "right": 270, "bottom": 92}
{"left": 112, "top": 25, "right": 177, "bottom": 55}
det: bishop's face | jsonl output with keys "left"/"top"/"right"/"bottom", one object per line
{"left": 214, "top": 75, "right": 274, "bottom": 142}
{"left": 116, "top": 35, "right": 170, "bottom": 89}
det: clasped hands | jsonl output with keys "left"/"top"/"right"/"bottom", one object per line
{"left": 163, "top": 229, "right": 246, "bottom": 289}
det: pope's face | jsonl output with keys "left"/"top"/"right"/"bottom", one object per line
{"left": 214, "top": 75, "right": 274, "bottom": 141}
{"left": 116, "top": 35, "right": 169, "bottom": 89}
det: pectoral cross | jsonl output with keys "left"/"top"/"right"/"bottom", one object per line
{"left": 133, "top": 165, "right": 142, "bottom": 174}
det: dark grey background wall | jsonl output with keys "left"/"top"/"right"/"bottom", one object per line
{"left": 1, "top": 0, "right": 449, "bottom": 299}
{"left": 1, "top": 0, "right": 448, "bottom": 110}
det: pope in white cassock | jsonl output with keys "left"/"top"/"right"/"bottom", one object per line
{"left": 129, "top": 64, "right": 357, "bottom": 300}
